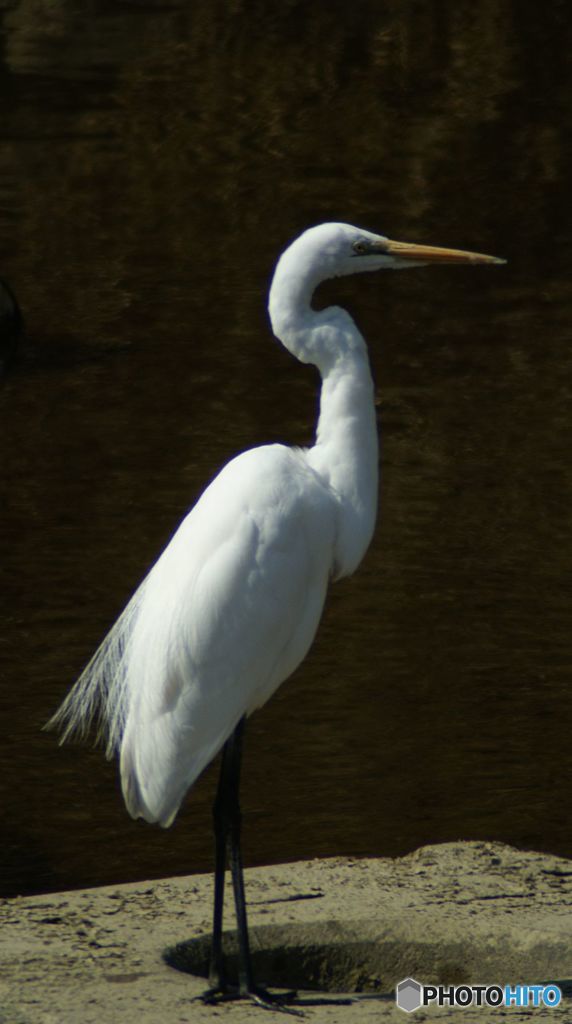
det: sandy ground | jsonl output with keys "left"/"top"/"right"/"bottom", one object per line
{"left": 1, "top": 840, "right": 571, "bottom": 1023}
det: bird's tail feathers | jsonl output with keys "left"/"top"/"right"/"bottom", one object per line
{"left": 45, "top": 583, "right": 146, "bottom": 758}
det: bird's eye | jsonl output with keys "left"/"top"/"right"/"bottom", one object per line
{"left": 352, "top": 240, "right": 369, "bottom": 255}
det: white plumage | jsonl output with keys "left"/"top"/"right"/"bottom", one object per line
{"left": 49, "top": 222, "right": 504, "bottom": 834}
{"left": 120, "top": 445, "right": 338, "bottom": 826}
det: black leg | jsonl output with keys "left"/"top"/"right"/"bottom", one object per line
{"left": 207, "top": 717, "right": 245, "bottom": 990}
{"left": 225, "top": 720, "right": 255, "bottom": 994}
{"left": 200, "top": 718, "right": 303, "bottom": 1015}
{"left": 207, "top": 768, "right": 228, "bottom": 988}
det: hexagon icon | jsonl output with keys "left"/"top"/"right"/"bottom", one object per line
{"left": 396, "top": 977, "right": 423, "bottom": 1013}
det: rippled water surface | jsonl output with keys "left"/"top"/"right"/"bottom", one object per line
{"left": 1, "top": 1, "right": 571, "bottom": 896}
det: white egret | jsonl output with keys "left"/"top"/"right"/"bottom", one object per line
{"left": 48, "top": 222, "right": 504, "bottom": 1010}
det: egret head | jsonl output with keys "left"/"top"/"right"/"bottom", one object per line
{"left": 269, "top": 222, "right": 505, "bottom": 363}
{"left": 294, "top": 222, "right": 506, "bottom": 281}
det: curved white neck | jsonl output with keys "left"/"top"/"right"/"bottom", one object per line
{"left": 268, "top": 248, "right": 379, "bottom": 579}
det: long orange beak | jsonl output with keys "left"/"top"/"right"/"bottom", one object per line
{"left": 384, "top": 239, "right": 506, "bottom": 266}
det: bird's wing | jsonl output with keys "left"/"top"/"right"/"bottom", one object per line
{"left": 52, "top": 444, "right": 337, "bottom": 827}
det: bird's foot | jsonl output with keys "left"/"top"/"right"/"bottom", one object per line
{"left": 199, "top": 983, "right": 303, "bottom": 1016}
{"left": 250, "top": 987, "right": 301, "bottom": 1016}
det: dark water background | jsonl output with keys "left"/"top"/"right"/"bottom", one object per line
{"left": 1, "top": 0, "right": 571, "bottom": 897}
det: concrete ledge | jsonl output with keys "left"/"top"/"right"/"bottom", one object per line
{"left": 1, "top": 841, "right": 571, "bottom": 1022}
